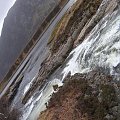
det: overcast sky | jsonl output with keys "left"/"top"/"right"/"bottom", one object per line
{"left": 0, "top": 0, "right": 16, "bottom": 36}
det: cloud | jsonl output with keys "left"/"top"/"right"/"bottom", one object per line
{"left": 0, "top": 20, "right": 4, "bottom": 36}
{"left": 0, "top": 0, "right": 16, "bottom": 36}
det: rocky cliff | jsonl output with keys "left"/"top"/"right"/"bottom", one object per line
{"left": 39, "top": 70, "right": 120, "bottom": 120}
{"left": 1, "top": 0, "right": 120, "bottom": 120}
{"left": 22, "top": 0, "right": 117, "bottom": 104}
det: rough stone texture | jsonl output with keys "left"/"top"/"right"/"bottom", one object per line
{"left": 5, "top": 0, "right": 119, "bottom": 109}
{"left": 22, "top": 0, "right": 104, "bottom": 104}
{"left": 38, "top": 70, "right": 120, "bottom": 120}
{"left": 74, "top": 0, "right": 117, "bottom": 46}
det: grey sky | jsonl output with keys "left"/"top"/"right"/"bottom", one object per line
{"left": 0, "top": 0, "right": 16, "bottom": 36}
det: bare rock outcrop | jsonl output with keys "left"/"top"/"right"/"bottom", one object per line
{"left": 22, "top": 0, "right": 104, "bottom": 104}
{"left": 38, "top": 70, "right": 120, "bottom": 120}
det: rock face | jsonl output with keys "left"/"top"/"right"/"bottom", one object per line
{"left": 22, "top": 0, "right": 117, "bottom": 104}
{"left": 37, "top": 1, "right": 120, "bottom": 119}
{"left": 2, "top": 0, "right": 120, "bottom": 119}
{"left": 39, "top": 70, "right": 120, "bottom": 120}
{"left": 0, "top": 0, "right": 59, "bottom": 80}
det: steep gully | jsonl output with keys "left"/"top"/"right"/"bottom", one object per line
{"left": 2, "top": 0, "right": 120, "bottom": 120}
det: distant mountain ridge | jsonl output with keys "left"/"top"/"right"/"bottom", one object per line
{"left": 0, "top": 0, "right": 59, "bottom": 80}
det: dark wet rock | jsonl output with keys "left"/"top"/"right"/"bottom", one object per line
{"left": 113, "top": 63, "right": 120, "bottom": 73}
{"left": 4, "top": 75, "right": 24, "bottom": 103}
{"left": 53, "top": 85, "right": 59, "bottom": 91}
